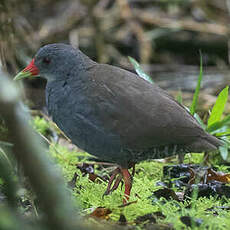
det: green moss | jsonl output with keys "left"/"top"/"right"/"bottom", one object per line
{"left": 49, "top": 144, "right": 90, "bottom": 180}
{"left": 48, "top": 144, "right": 230, "bottom": 229}
{"left": 32, "top": 116, "right": 50, "bottom": 136}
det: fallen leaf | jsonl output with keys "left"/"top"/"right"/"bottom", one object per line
{"left": 180, "top": 216, "right": 202, "bottom": 227}
{"left": 152, "top": 188, "right": 180, "bottom": 201}
{"left": 153, "top": 211, "right": 166, "bottom": 219}
{"left": 77, "top": 163, "right": 94, "bottom": 175}
{"left": 206, "top": 168, "right": 230, "bottom": 183}
{"left": 67, "top": 172, "right": 78, "bottom": 189}
{"left": 185, "top": 182, "right": 230, "bottom": 199}
{"left": 163, "top": 164, "right": 230, "bottom": 185}
{"left": 206, "top": 206, "right": 230, "bottom": 215}
{"left": 118, "top": 214, "right": 127, "bottom": 225}
{"left": 135, "top": 213, "right": 156, "bottom": 224}
{"left": 89, "top": 207, "right": 112, "bottom": 220}
{"left": 77, "top": 163, "right": 106, "bottom": 182}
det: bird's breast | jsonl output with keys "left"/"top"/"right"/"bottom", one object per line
{"left": 45, "top": 80, "right": 123, "bottom": 164}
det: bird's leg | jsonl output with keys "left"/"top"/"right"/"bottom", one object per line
{"left": 103, "top": 167, "right": 121, "bottom": 196}
{"left": 121, "top": 168, "right": 133, "bottom": 204}
{"left": 103, "top": 165, "right": 135, "bottom": 204}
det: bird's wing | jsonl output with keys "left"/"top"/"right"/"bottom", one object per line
{"left": 78, "top": 64, "right": 206, "bottom": 150}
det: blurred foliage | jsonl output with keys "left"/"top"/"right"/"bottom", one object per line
{"left": 32, "top": 116, "right": 50, "bottom": 136}
{"left": 0, "top": 116, "right": 9, "bottom": 142}
{"left": 1, "top": 0, "right": 229, "bottom": 111}
{"left": 1, "top": 0, "right": 230, "bottom": 74}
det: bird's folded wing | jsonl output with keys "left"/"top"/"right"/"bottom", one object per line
{"left": 82, "top": 64, "right": 206, "bottom": 150}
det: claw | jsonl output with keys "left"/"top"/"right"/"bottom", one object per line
{"left": 121, "top": 168, "right": 133, "bottom": 204}
{"left": 103, "top": 168, "right": 121, "bottom": 197}
{"left": 110, "top": 174, "right": 123, "bottom": 193}
{"left": 103, "top": 165, "right": 135, "bottom": 204}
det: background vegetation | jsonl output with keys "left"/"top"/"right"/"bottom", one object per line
{"left": 1, "top": 0, "right": 230, "bottom": 229}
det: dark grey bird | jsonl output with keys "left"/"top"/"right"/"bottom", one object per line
{"left": 14, "top": 43, "right": 222, "bottom": 203}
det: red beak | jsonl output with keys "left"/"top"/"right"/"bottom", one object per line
{"left": 14, "top": 58, "right": 39, "bottom": 80}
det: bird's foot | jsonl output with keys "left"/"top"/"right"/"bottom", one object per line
{"left": 103, "top": 167, "right": 122, "bottom": 196}
{"left": 103, "top": 166, "right": 134, "bottom": 204}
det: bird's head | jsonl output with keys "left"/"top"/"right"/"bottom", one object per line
{"left": 14, "top": 43, "right": 89, "bottom": 82}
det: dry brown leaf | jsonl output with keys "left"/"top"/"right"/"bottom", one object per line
{"left": 89, "top": 207, "right": 112, "bottom": 220}
{"left": 206, "top": 168, "right": 230, "bottom": 183}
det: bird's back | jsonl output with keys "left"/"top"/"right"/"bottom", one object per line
{"left": 84, "top": 64, "right": 222, "bottom": 148}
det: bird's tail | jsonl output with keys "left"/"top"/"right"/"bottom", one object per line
{"left": 187, "top": 133, "right": 223, "bottom": 153}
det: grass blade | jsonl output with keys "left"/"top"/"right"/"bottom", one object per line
{"left": 194, "top": 113, "right": 206, "bottom": 130}
{"left": 128, "top": 56, "right": 154, "bottom": 84}
{"left": 215, "top": 131, "right": 230, "bottom": 137}
{"left": 176, "top": 90, "right": 183, "bottom": 104}
{"left": 190, "top": 53, "right": 203, "bottom": 115}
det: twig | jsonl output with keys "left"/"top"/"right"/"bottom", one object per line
{"left": 134, "top": 9, "right": 230, "bottom": 36}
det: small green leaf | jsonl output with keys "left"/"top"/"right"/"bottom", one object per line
{"left": 190, "top": 53, "right": 203, "bottom": 115}
{"left": 215, "top": 131, "right": 230, "bottom": 137}
{"left": 184, "top": 106, "right": 206, "bottom": 129}
{"left": 207, "top": 114, "right": 230, "bottom": 133}
{"left": 128, "top": 57, "right": 154, "bottom": 84}
{"left": 219, "top": 144, "right": 229, "bottom": 161}
{"left": 207, "top": 86, "right": 229, "bottom": 127}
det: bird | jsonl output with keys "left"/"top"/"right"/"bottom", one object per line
{"left": 14, "top": 43, "right": 222, "bottom": 203}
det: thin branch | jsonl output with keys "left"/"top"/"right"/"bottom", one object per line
{"left": 134, "top": 9, "right": 230, "bottom": 36}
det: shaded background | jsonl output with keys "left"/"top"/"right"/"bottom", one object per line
{"left": 1, "top": 0, "right": 230, "bottom": 111}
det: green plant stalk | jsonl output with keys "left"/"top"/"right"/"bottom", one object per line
{"left": 190, "top": 53, "right": 203, "bottom": 115}
{"left": 0, "top": 74, "right": 81, "bottom": 230}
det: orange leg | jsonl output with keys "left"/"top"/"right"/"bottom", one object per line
{"left": 103, "top": 165, "right": 135, "bottom": 204}
{"left": 121, "top": 168, "right": 133, "bottom": 204}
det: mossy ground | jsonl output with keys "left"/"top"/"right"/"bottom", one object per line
{"left": 33, "top": 116, "right": 230, "bottom": 229}
{"left": 48, "top": 143, "right": 230, "bottom": 229}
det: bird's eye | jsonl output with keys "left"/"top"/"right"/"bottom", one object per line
{"left": 42, "top": 57, "right": 51, "bottom": 64}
